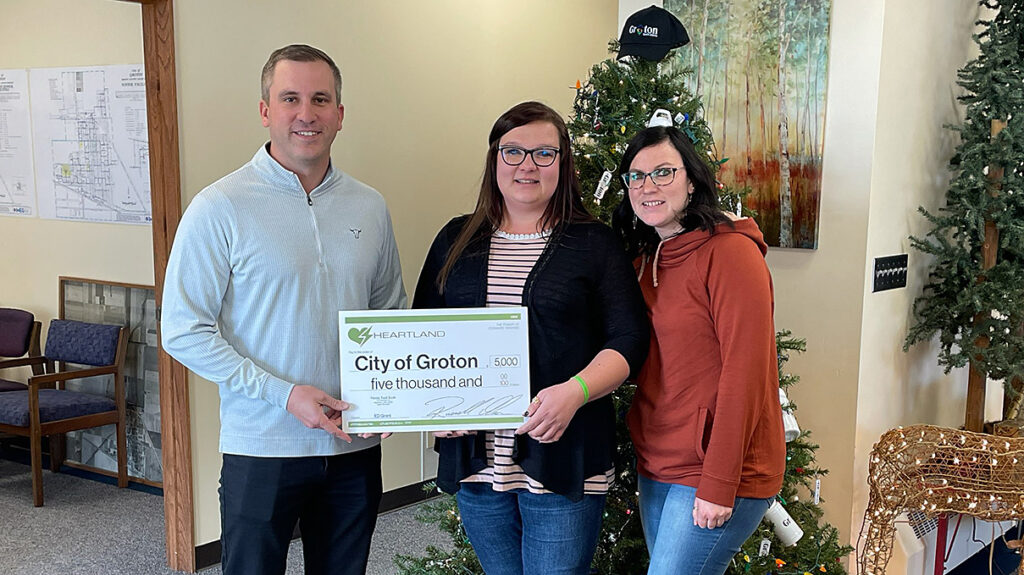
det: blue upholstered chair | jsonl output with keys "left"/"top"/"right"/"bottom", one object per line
{"left": 0, "top": 308, "right": 42, "bottom": 392}
{"left": 0, "top": 319, "right": 128, "bottom": 506}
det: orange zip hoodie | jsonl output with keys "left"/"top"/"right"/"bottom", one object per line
{"left": 627, "top": 218, "right": 785, "bottom": 507}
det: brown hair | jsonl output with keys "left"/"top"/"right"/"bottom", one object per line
{"left": 437, "top": 101, "right": 594, "bottom": 290}
{"left": 612, "top": 126, "right": 730, "bottom": 258}
{"left": 261, "top": 44, "right": 342, "bottom": 104}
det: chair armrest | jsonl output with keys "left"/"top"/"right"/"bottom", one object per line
{"left": 0, "top": 356, "right": 47, "bottom": 370}
{"left": 29, "top": 365, "right": 117, "bottom": 387}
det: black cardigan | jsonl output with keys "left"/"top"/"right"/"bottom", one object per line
{"left": 413, "top": 216, "right": 648, "bottom": 501}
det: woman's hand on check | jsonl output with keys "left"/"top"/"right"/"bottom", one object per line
{"left": 514, "top": 381, "right": 583, "bottom": 443}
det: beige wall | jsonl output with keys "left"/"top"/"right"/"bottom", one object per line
{"left": 852, "top": 0, "right": 985, "bottom": 568}
{"left": 173, "top": 0, "right": 619, "bottom": 545}
{"left": 762, "top": 0, "right": 884, "bottom": 547}
{"left": 0, "top": 0, "right": 151, "bottom": 328}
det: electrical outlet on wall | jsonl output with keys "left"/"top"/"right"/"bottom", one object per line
{"left": 873, "top": 254, "right": 908, "bottom": 292}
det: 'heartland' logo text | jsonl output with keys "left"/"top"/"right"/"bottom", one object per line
{"left": 628, "top": 25, "right": 659, "bottom": 38}
{"left": 347, "top": 326, "right": 445, "bottom": 347}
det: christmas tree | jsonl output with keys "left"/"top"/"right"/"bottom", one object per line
{"left": 392, "top": 492, "right": 481, "bottom": 575}
{"left": 903, "top": 0, "right": 1024, "bottom": 424}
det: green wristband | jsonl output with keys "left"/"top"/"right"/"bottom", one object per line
{"left": 574, "top": 374, "right": 590, "bottom": 404}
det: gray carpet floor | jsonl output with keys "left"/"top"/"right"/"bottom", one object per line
{"left": 0, "top": 458, "right": 451, "bottom": 575}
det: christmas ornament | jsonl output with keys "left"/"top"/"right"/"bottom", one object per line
{"left": 647, "top": 108, "right": 673, "bottom": 128}
{"left": 764, "top": 500, "right": 804, "bottom": 546}
{"left": 780, "top": 387, "right": 801, "bottom": 441}
{"left": 594, "top": 170, "right": 613, "bottom": 205}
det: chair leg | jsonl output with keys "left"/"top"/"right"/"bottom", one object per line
{"left": 31, "top": 429, "right": 44, "bottom": 507}
{"left": 49, "top": 433, "right": 65, "bottom": 473}
{"left": 116, "top": 421, "right": 128, "bottom": 488}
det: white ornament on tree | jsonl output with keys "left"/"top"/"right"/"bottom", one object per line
{"left": 780, "top": 388, "right": 801, "bottom": 442}
{"left": 647, "top": 108, "right": 673, "bottom": 128}
{"left": 594, "top": 171, "right": 613, "bottom": 204}
{"left": 764, "top": 500, "right": 804, "bottom": 546}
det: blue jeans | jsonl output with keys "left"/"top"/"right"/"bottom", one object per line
{"left": 638, "top": 474, "right": 773, "bottom": 575}
{"left": 455, "top": 481, "right": 606, "bottom": 575}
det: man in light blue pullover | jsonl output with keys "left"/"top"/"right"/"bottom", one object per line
{"left": 161, "top": 44, "right": 406, "bottom": 575}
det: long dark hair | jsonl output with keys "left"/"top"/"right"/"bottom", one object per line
{"left": 437, "top": 101, "right": 594, "bottom": 290}
{"left": 612, "top": 126, "right": 730, "bottom": 258}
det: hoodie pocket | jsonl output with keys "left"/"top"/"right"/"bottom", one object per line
{"left": 695, "top": 407, "right": 710, "bottom": 461}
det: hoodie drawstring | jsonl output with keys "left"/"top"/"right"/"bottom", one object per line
{"left": 637, "top": 238, "right": 668, "bottom": 288}
{"left": 651, "top": 239, "right": 667, "bottom": 288}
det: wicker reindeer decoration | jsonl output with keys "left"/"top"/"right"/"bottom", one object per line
{"left": 857, "top": 424, "right": 1024, "bottom": 574}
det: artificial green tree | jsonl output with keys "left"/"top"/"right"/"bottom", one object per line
{"left": 904, "top": 0, "right": 1024, "bottom": 430}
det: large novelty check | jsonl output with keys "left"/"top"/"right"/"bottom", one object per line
{"left": 339, "top": 307, "right": 531, "bottom": 433}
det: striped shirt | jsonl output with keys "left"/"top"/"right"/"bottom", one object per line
{"left": 460, "top": 230, "right": 614, "bottom": 494}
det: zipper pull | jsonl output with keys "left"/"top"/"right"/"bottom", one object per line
{"left": 307, "top": 195, "right": 313, "bottom": 206}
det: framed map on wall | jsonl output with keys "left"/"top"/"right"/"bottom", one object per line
{"left": 59, "top": 276, "right": 162, "bottom": 485}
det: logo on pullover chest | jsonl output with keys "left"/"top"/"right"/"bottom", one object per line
{"left": 350, "top": 228, "right": 362, "bottom": 239}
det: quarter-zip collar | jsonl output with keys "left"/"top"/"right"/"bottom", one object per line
{"left": 251, "top": 143, "right": 335, "bottom": 268}
{"left": 251, "top": 142, "right": 340, "bottom": 201}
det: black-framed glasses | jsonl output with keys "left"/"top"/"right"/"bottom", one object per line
{"left": 498, "top": 146, "right": 561, "bottom": 167}
{"left": 621, "top": 167, "right": 683, "bottom": 189}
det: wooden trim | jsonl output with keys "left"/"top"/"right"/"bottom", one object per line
{"left": 0, "top": 356, "right": 47, "bottom": 370}
{"left": 40, "top": 413, "right": 120, "bottom": 436}
{"left": 28, "top": 321, "right": 41, "bottom": 360}
{"left": 0, "top": 438, "right": 163, "bottom": 488}
{"left": 136, "top": 0, "right": 195, "bottom": 571}
{"left": 0, "top": 414, "right": 119, "bottom": 437}
{"left": 63, "top": 460, "right": 164, "bottom": 488}
{"left": 28, "top": 365, "right": 117, "bottom": 386}
{"left": 58, "top": 276, "right": 155, "bottom": 292}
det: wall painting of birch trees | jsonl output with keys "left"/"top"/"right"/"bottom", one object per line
{"left": 666, "top": 0, "right": 831, "bottom": 248}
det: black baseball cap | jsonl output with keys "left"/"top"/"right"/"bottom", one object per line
{"left": 617, "top": 6, "right": 690, "bottom": 62}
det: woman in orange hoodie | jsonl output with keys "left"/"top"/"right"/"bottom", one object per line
{"left": 612, "top": 126, "right": 785, "bottom": 575}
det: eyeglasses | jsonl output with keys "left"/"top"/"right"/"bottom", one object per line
{"left": 498, "top": 146, "right": 561, "bottom": 167}
{"left": 621, "top": 167, "right": 683, "bottom": 189}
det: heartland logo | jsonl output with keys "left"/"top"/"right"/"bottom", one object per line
{"left": 348, "top": 327, "right": 372, "bottom": 346}
{"left": 346, "top": 326, "right": 446, "bottom": 347}
{"left": 628, "top": 24, "right": 659, "bottom": 38}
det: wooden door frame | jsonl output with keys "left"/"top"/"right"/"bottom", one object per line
{"left": 119, "top": 0, "right": 195, "bottom": 571}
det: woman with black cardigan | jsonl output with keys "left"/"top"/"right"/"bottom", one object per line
{"left": 413, "top": 101, "right": 648, "bottom": 575}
